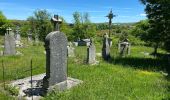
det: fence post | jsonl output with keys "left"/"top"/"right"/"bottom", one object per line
{"left": 2, "top": 60, "right": 5, "bottom": 89}
{"left": 30, "top": 59, "right": 33, "bottom": 100}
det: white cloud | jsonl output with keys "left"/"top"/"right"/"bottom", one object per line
{"left": 140, "top": 13, "right": 146, "bottom": 17}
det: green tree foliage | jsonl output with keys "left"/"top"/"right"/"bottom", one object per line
{"left": 60, "top": 17, "right": 73, "bottom": 41}
{"left": 0, "top": 11, "right": 12, "bottom": 35}
{"left": 72, "top": 12, "right": 96, "bottom": 40}
{"left": 140, "top": 0, "right": 170, "bottom": 52}
{"left": 130, "top": 20, "right": 149, "bottom": 39}
{"left": 27, "top": 9, "right": 53, "bottom": 41}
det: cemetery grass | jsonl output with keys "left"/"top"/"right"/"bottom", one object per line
{"left": 44, "top": 45, "right": 170, "bottom": 100}
{"left": 0, "top": 39, "right": 169, "bottom": 99}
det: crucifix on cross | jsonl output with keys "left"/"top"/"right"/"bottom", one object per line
{"left": 106, "top": 9, "right": 116, "bottom": 37}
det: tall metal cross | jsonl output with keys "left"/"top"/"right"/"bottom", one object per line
{"left": 51, "top": 15, "right": 62, "bottom": 31}
{"left": 106, "top": 9, "right": 116, "bottom": 37}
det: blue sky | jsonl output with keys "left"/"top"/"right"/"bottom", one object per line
{"left": 0, "top": 0, "right": 147, "bottom": 23}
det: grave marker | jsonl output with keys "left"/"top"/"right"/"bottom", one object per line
{"left": 43, "top": 15, "right": 67, "bottom": 91}
{"left": 102, "top": 33, "right": 110, "bottom": 60}
{"left": 87, "top": 41, "right": 97, "bottom": 64}
{"left": 3, "top": 27, "right": 16, "bottom": 55}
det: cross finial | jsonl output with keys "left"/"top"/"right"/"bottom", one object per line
{"left": 106, "top": 9, "right": 116, "bottom": 24}
{"left": 106, "top": 9, "right": 116, "bottom": 37}
{"left": 6, "top": 27, "right": 12, "bottom": 34}
{"left": 51, "top": 15, "right": 62, "bottom": 31}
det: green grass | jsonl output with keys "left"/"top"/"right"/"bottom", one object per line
{"left": 0, "top": 36, "right": 169, "bottom": 100}
{"left": 44, "top": 46, "right": 170, "bottom": 100}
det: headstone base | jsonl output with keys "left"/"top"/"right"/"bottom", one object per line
{"left": 10, "top": 73, "right": 82, "bottom": 100}
{"left": 88, "top": 60, "right": 99, "bottom": 65}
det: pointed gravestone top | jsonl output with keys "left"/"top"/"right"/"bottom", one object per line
{"left": 51, "top": 15, "right": 62, "bottom": 31}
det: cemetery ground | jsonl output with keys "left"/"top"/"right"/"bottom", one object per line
{"left": 0, "top": 35, "right": 169, "bottom": 100}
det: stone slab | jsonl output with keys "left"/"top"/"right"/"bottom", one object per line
{"left": 11, "top": 73, "right": 82, "bottom": 100}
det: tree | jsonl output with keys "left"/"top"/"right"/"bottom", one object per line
{"left": 0, "top": 11, "right": 12, "bottom": 35}
{"left": 27, "top": 9, "right": 53, "bottom": 41}
{"left": 139, "top": 0, "right": 170, "bottom": 53}
{"left": 72, "top": 12, "right": 96, "bottom": 40}
{"left": 59, "top": 17, "right": 73, "bottom": 41}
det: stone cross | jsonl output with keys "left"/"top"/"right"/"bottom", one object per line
{"left": 87, "top": 41, "right": 96, "bottom": 64}
{"left": 3, "top": 27, "right": 16, "bottom": 55}
{"left": 102, "top": 33, "right": 110, "bottom": 60}
{"left": 43, "top": 15, "right": 67, "bottom": 92}
{"left": 51, "top": 15, "right": 62, "bottom": 31}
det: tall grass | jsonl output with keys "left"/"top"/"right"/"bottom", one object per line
{"left": 0, "top": 35, "right": 169, "bottom": 99}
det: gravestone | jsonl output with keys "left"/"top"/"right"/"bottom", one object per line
{"left": 27, "top": 29, "right": 32, "bottom": 42}
{"left": 15, "top": 26, "right": 22, "bottom": 47}
{"left": 119, "top": 39, "right": 131, "bottom": 56}
{"left": 108, "top": 38, "right": 112, "bottom": 47}
{"left": 87, "top": 41, "right": 97, "bottom": 65}
{"left": 103, "top": 32, "right": 112, "bottom": 47}
{"left": 43, "top": 15, "right": 67, "bottom": 92}
{"left": 67, "top": 42, "right": 75, "bottom": 57}
{"left": 3, "top": 27, "right": 16, "bottom": 55}
{"left": 35, "top": 33, "right": 39, "bottom": 43}
{"left": 15, "top": 27, "right": 21, "bottom": 41}
{"left": 102, "top": 33, "right": 110, "bottom": 60}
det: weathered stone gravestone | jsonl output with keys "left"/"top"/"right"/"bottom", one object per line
{"left": 67, "top": 42, "right": 75, "bottom": 57}
{"left": 9, "top": 15, "right": 82, "bottom": 99}
{"left": 102, "top": 33, "right": 110, "bottom": 60}
{"left": 118, "top": 39, "right": 131, "bottom": 56}
{"left": 35, "top": 33, "right": 39, "bottom": 43}
{"left": 103, "top": 33, "right": 112, "bottom": 47}
{"left": 43, "top": 15, "right": 67, "bottom": 92}
{"left": 87, "top": 41, "right": 97, "bottom": 65}
{"left": 15, "top": 26, "right": 22, "bottom": 47}
{"left": 27, "top": 29, "right": 32, "bottom": 42}
{"left": 3, "top": 27, "right": 16, "bottom": 55}
{"left": 108, "top": 38, "right": 112, "bottom": 47}
{"left": 15, "top": 27, "right": 21, "bottom": 41}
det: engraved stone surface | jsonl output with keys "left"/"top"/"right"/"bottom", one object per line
{"left": 67, "top": 42, "right": 75, "bottom": 57}
{"left": 43, "top": 31, "right": 68, "bottom": 91}
{"left": 102, "top": 33, "right": 110, "bottom": 60}
{"left": 87, "top": 42, "right": 96, "bottom": 64}
{"left": 3, "top": 27, "right": 16, "bottom": 55}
